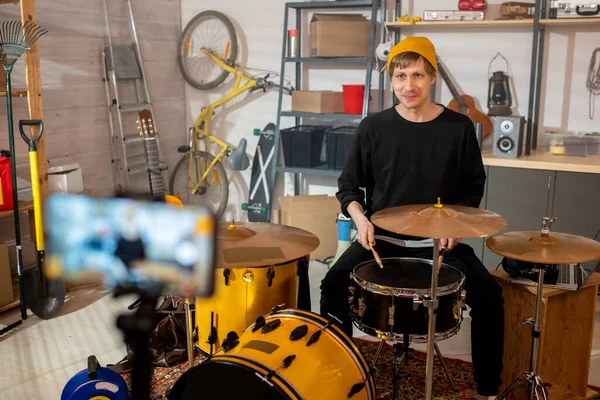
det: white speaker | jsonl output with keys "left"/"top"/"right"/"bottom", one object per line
{"left": 492, "top": 116, "right": 525, "bottom": 159}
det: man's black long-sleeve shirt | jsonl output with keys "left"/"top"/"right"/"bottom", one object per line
{"left": 336, "top": 105, "right": 486, "bottom": 237}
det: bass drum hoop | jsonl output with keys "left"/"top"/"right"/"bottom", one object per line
{"left": 243, "top": 308, "right": 376, "bottom": 400}
{"left": 350, "top": 257, "right": 465, "bottom": 298}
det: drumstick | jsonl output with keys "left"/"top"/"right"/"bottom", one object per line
{"left": 438, "top": 246, "right": 447, "bottom": 272}
{"left": 369, "top": 242, "right": 384, "bottom": 269}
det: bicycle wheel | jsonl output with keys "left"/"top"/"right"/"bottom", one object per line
{"left": 178, "top": 10, "right": 238, "bottom": 90}
{"left": 170, "top": 151, "right": 229, "bottom": 221}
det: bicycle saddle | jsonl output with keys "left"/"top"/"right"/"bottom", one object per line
{"left": 227, "top": 138, "right": 250, "bottom": 171}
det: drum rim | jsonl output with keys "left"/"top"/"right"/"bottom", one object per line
{"left": 246, "top": 308, "right": 377, "bottom": 400}
{"left": 350, "top": 257, "right": 465, "bottom": 297}
{"left": 216, "top": 255, "right": 304, "bottom": 270}
{"left": 167, "top": 357, "right": 294, "bottom": 400}
{"left": 351, "top": 318, "right": 463, "bottom": 344}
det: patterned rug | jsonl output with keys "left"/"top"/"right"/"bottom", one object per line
{"left": 119, "top": 338, "right": 482, "bottom": 399}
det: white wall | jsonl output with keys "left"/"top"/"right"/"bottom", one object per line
{"left": 180, "top": 0, "right": 600, "bottom": 223}
{"left": 0, "top": 0, "right": 184, "bottom": 273}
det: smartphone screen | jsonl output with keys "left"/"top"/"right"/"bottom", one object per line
{"left": 45, "top": 194, "right": 216, "bottom": 298}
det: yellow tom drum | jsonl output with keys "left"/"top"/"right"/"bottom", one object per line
{"left": 195, "top": 257, "right": 304, "bottom": 354}
{"left": 169, "top": 309, "right": 376, "bottom": 400}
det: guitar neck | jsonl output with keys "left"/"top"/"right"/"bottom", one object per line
{"left": 437, "top": 61, "right": 469, "bottom": 113}
{"left": 143, "top": 137, "right": 165, "bottom": 198}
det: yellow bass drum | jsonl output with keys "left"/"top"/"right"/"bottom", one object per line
{"left": 169, "top": 309, "right": 376, "bottom": 400}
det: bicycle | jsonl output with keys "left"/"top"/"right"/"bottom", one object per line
{"left": 170, "top": 10, "right": 291, "bottom": 221}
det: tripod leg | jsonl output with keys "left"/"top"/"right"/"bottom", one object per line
{"left": 434, "top": 343, "right": 457, "bottom": 392}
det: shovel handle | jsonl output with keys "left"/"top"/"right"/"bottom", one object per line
{"left": 19, "top": 119, "right": 44, "bottom": 151}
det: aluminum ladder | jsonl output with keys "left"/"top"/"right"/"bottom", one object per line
{"left": 101, "top": 0, "right": 168, "bottom": 196}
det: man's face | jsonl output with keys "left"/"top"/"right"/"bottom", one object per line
{"left": 391, "top": 58, "right": 436, "bottom": 110}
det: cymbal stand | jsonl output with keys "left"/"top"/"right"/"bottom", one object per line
{"left": 496, "top": 216, "right": 555, "bottom": 400}
{"left": 424, "top": 238, "right": 443, "bottom": 400}
{"left": 184, "top": 297, "right": 194, "bottom": 369}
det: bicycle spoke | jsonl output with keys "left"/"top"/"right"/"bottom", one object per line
{"left": 178, "top": 10, "right": 237, "bottom": 90}
{"left": 171, "top": 151, "right": 229, "bottom": 221}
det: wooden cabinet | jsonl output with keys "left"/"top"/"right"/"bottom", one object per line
{"left": 492, "top": 269, "right": 600, "bottom": 400}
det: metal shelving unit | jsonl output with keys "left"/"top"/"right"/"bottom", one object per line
{"left": 387, "top": 0, "right": 600, "bottom": 156}
{"left": 271, "top": 0, "right": 386, "bottom": 200}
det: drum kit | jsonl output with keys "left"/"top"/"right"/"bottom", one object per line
{"left": 165, "top": 196, "right": 600, "bottom": 400}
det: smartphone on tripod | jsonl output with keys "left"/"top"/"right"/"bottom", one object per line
{"left": 44, "top": 193, "right": 216, "bottom": 298}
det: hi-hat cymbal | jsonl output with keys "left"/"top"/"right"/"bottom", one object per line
{"left": 215, "top": 221, "right": 320, "bottom": 268}
{"left": 486, "top": 231, "right": 600, "bottom": 264}
{"left": 371, "top": 202, "right": 508, "bottom": 239}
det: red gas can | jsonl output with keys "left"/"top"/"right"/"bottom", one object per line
{"left": 0, "top": 150, "right": 14, "bottom": 212}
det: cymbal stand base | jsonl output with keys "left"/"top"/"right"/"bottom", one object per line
{"left": 496, "top": 265, "right": 549, "bottom": 400}
{"left": 496, "top": 372, "right": 548, "bottom": 400}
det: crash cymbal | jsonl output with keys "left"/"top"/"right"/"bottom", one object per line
{"left": 215, "top": 221, "right": 320, "bottom": 268}
{"left": 371, "top": 200, "right": 508, "bottom": 239}
{"left": 486, "top": 231, "right": 600, "bottom": 264}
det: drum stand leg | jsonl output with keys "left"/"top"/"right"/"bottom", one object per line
{"left": 370, "top": 339, "right": 387, "bottom": 371}
{"left": 392, "top": 334, "right": 411, "bottom": 400}
{"left": 496, "top": 266, "right": 548, "bottom": 400}
{"left": 434, "top": 343, "right": 458, "bottom": 392}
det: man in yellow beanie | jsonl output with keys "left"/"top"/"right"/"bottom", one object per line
{"left": 320, "top": 36, "right": 503, "bottom": 399}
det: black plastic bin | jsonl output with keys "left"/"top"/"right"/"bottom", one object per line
{"left": 280, "top": 125, "right": 331, "bottom": 168}
{"left": 326, "top": 126, "right": 357, "bottom": 170}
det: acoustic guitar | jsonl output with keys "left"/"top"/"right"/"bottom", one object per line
{"left": 137, "top": 109, "right": 166, "bottom": 199}
{"left": 437, "top": 58, "right": 493, "bottom": 139}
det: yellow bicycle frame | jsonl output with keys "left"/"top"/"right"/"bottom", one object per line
{"left": 188, "top": 48, "right": 257, "bottom": 194}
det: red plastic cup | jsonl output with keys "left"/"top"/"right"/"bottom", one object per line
{"left": 342, "top": 84, "right": 365, "bottom": 114}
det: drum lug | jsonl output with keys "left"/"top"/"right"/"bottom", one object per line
{"left": 221, "top": 331, "right": 240, "bottom": 353}
{"left": 256, "top": 355, "right": 296, "bottom": 385}
{"left": 388, "top": 305, "right": 395, "bottom": 327}
{"left": 289, "top": 324, "right": 308, "bottom": 341}
{"left": 261, "top": 319, "right": 281, "bottom": 334}
{"left": 358, "top": 298, "right": 366, "bottom": 317}
{"left": 412, "top": 294, "right": 423, "bottom": 311}
{"left": 252, "top": 316, "right": 267, "bottom": 333}
{"left": 267, "top": 266, "right": 275, "bottom": 287}
{"left": 307, "top": 314, "right": 342, "bottom": 346}
{"left": 223, "top": 268, "right": 231, "bottom": 286}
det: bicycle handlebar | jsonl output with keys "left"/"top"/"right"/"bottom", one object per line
{"left": 250, "top": 79, "right": 294, "bottom": 95}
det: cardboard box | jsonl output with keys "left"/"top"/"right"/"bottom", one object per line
{"left": 48, "top": 164, "right": 84, "bottom": 194}
{"left": 0, "top": 242, "right": 13, "bottom": 307}
{"left": 278, "top": 195, "right": 341, "bottom": 260}
{"left": 310, "top": 14, "right": 370, "bottom": 57}
{"left": 292, "top": 91, "right": 345, "bottom": 114}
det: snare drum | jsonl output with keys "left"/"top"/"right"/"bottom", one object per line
{"left": 169, "top": 309, "right": 376, "bottom": 400}
{"left": 349, "top": 257, "right": 466, "bottom": 343}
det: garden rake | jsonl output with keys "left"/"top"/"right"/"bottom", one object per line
{"left": 0, "top": 20, "right": 64, "bottom": 322}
